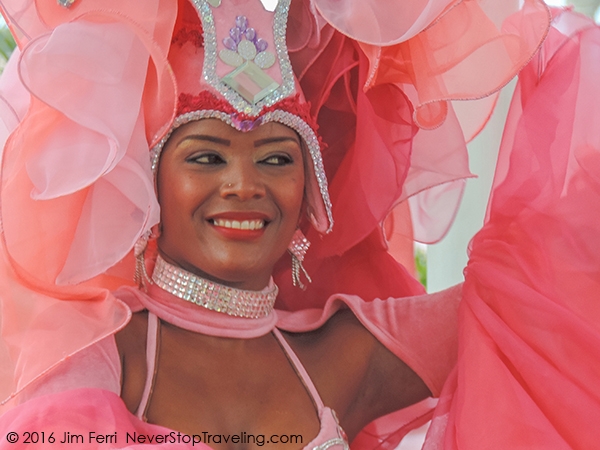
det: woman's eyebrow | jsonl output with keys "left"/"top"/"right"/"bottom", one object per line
{"left": 179, "top": 135, "right": 231, "bottom": 146}
{"left": 254, "top": 136, "right": 300, "bottom": 147}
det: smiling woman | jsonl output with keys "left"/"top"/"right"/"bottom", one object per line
{"left": 157, "top": 120, "right": 305, "bottom": 290}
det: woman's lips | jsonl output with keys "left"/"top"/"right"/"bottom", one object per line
{"left": 207, "top": 213, "right": 270, "bottom": 240}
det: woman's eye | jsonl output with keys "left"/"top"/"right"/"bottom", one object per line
{"left": 261, "top": 154, "right": 293, "bottom": 166}
{"left": 189, "top": 153, "right": 225, "bottom": 165}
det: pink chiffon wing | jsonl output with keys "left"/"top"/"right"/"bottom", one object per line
{"left": 0, "top": 0, "right": 177, "bottom": 407}
{"left": 277, "top": 1, "right": 551, "bottom": 308}
{"left": 313, "top": 0, "right": 456, "bottom": 46}
{"left": 0, "top": 0, "right": 177, "bottom": 286}
{"left": 425, "top": 10, "right": 600, "bottom": 449}
{"left": 0, "top": 239, "right": 130, "bottom": 411}
{"left": 1, "top": 25, "right": 158, "bottom": 285}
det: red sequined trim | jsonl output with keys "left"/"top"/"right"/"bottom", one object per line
{"left": 178, "top": 91, "right": 236, "bottom": 115}
{"left": 177, "top": 91, "right": 320, "bottom": 134}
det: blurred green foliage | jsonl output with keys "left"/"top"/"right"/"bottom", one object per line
{"left": 415, "top": 247, "right": 427, "bottom": 290}
{"left": 0, "top": 26, "right": 16, "bottom": 69}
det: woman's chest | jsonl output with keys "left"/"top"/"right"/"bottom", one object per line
{"left": 117, "top": 313, "right": 358, "bottom": 449}
{"left": 140, "top": 327, "right": 324, "bottom": 450}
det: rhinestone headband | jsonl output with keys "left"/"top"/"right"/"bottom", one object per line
{"left": 149, "top": 107, "right": 333, "bottom": 233}
{"left": 152, "top": 255, "right": 278, "bottom": 318}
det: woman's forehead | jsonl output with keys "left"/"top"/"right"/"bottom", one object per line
{"left": 172, "top": 118, "right": 300, "bottom": 143}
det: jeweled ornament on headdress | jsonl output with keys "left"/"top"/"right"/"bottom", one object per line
{"left": 194, "top": 0, "right": 296, "bottom": 116}
{"left": 219, "top": 15, "right": 279, "bottom": 104}
{"left": 57, "top": 0, "right": 77, "bottom": 8}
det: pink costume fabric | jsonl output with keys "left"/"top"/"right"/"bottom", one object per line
{"left": 0, "top": 283, "right": 460, "bottom": 449}
{"left": 423, "top": 9, "right": 600, "bottom": 449}
{"left": 0, "top": 0, "right": 598, "bottom": 449}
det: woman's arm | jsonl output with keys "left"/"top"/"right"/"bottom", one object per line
{"left": 286, "top": 284, "right": 462, "bottom": 440}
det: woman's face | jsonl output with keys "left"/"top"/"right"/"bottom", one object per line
{"left": 156, "top": 119, "right": 305, "bottom": 290}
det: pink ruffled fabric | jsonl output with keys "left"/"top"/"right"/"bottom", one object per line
{"left": 0, "top": 0, "right": 177, "bottom": 286}
{"left": 0, "top": 237, "right": 130, "bottom": 412}
{"left": 276, "top": 0, "right": 551, "bottom": 309}
{"left": 5, "top": 21, "right": 158, "bottom": 285}
{"left": 0, "top": 0, "right": 176, "bottom": 411}
{"left": 288, "top": 0, "right": 550, "bottom": 253}
{"left": 313, "top": 0, "right": 456, "bottom": 46}
{"left": 0, "top": 389, "right": 207, "bottom": 449}
{"left": 424, "top": 9, "right": 600, "bottom": 449}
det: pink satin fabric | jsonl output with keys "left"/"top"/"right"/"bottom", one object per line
{"left": 424, "top": 9, "right": 600, "bottom": 449}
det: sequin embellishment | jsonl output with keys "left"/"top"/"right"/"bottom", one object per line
{"left": 218, "top": 15, "right": 279, "bottom": 104}
{"left": 152, "top": 255, "right": 278, "bottom": 319}
{"left": 193, "top": 0, "right": 295, "bottom": 116}
{"left": 150, "top": 108, "right": 334, "bottom": 234}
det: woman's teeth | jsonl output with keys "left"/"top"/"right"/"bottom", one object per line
{"left": 213, "top": 219, "right": 265, "bottom": 230}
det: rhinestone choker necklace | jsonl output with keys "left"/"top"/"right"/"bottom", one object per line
{"left": 151, "top": 255, "right": 278, "bottom": 319}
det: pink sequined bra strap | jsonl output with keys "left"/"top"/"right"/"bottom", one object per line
{"left": 135, "top": 312, "right": 160, "bottom": 420}
{"left": 272, "top": 328, "right": 325, "bottom": 411}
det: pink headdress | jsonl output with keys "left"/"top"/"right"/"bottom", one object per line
{"left": 0, "top": 0, "right": 551, "bottom": 290}
{"left": 151, "top": 0, "right": 333, "bottom": 234}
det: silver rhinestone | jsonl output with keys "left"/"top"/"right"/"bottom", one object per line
{"left": 57, "top": 0, "right": 76, "bottom": 7}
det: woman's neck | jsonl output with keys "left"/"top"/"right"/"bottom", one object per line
{"left": 151, "top": 254, "right": 278, "bottom": 319}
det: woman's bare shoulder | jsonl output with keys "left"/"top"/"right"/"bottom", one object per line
{"left": 283, "top": 306, "right": 429, "bottom": 438}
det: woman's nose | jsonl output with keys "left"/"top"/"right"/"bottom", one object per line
{"left": 219, "top": 162, "right": 266, "bottom": 200}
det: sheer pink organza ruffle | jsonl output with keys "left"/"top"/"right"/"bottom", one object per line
{"left": 3, "top": 21, "right": 158, "bottom": 285}
{"left": 313, "top": 0, "right": 456, "bottom": 46}
{"left": 0, "top": 237, "right": 130, "bottom": 412}
{"left": 0, "top": 1, "right": 178, "bottom": 286}
{"left": 0, "top": 0, "right": 176, "bottom": 408}
{"left": 424, "top": 10, "right": 600, "bottom": 449}
{"left": 276, "top": 0, "right": 550, "bottom": 310}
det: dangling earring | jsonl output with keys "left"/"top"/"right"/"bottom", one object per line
{"left": 134, "top": 225, "right": 160, "bottom": 290}
{"left": 288, "top": 229, "right": 312, "bottom": 290}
